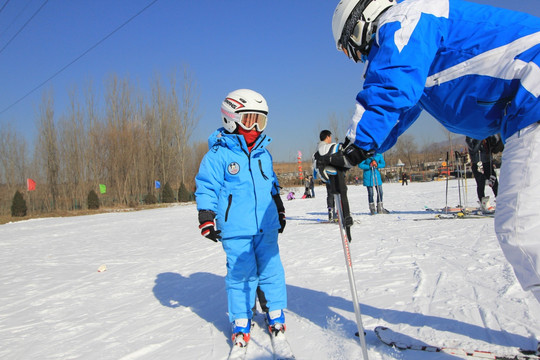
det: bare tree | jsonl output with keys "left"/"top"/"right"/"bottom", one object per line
{"left": 150, "top": 73, "right": 177, "bottom": 186}
{"left": 0, "top": 124, "right": 28, "bottom": 188}
{"left": 173, "top": 66, "right": 200, "bottom": 186}
{"left": 36, "top": 90, "right": 60, "bottom": 210}
{"left": 0, "top": 124, "right": 29, "bottom": 213}
{"left": 394, "top": 134, "right": 418, "bottom": 170}
{"left": 58, "top": 87, "right": 88, "bottom": 209}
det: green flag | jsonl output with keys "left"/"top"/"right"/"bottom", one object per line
{"left": 99, "top": 184, "right": 107, "bottom": 194}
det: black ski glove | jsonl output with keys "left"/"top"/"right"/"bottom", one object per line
{"left": 343, "top": 142, "right": 374, "bottom": 167}
{"left": 487, "top": 134, "right": 504, "bottom": 154}
{"left": 278, "top": 212, "right": 286, "bottom": 233}
{"left": 198, "top": 210, "right": 221, "bottom": 242}
{"left": 273, "top": 194, "right": 286, "bottom": 233}
{"left": 316, "top": 142, "right": 374, "bottom": 170}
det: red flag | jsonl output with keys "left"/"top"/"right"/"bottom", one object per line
{"left": 27, "top": 178, "right": 36, "bottom": 191}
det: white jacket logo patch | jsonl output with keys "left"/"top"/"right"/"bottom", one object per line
{"left": 228, "top": 162, "right": 240, "bottom": 175}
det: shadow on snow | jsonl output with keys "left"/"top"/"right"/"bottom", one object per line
{"left": 152, "top": 271, "right": 534, "bottom": 351}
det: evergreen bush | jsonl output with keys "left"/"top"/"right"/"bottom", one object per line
{"left": 11, "top": 190, "right": 27, "bottom": 217}
{"left": 143, "top": 193, "right": 157, "bottom": 205}
{"left": 178, "top": 183, "right": 191, "bottom": 202}
{"left": 161, "top": 182, "right": 175, "bottom": 203}
{"left": 87, "top": 190, "right": 100, "bottom": 209}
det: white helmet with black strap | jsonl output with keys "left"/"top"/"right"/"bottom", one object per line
{"left": 221, "top": 89, "right": 268, "bottom": 133}
{"left": 332, "top": 0, "right": 396, "bottom": 62}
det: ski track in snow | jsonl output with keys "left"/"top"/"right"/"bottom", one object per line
{"left": 1, "top": 180, "right": 540, "bottom": 359}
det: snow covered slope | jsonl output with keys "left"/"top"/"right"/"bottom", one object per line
{"left": 1, "top": 179, "right": 539, "bottom": 359}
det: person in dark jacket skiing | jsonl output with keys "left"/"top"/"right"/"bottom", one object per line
{"left": 313, "top": 130, "right": 353, "bottom": 235}
{"left": 466, "top": 135, "right": 503, "bottom": 212}
{"left": 401, "top": 172, "right": 408, "bottom": 186}
{"left": 195, "top": 89, "right": 287, "bottom": 348}
{"left": 317, "top": 0, "right": 540, "bottom": 303}
{"left": 314, "top": 130, "right": 338, "bottom": 221}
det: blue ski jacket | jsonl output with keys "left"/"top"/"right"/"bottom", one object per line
{"left": 347, "top": 0, "right": 540, "bottom": 153}
{"left": 195, "top": 128, "right": 281, "bottom": 239}
{"left": 358, "top": 153, "right": 385, "bottom": 187}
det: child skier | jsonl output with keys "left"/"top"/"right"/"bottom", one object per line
{"left": 195, "top": 89, "right": 287, "bottom": 349}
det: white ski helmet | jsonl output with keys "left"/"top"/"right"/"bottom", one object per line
{"left": 221, "top": 89, "right": 269, "bottom": 133}
{"left": 332, "top": 0, "right": 395, "bottom": 62}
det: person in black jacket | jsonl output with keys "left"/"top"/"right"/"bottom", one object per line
{"left": 466, "top": 135, "right": 503, "bottom": 212}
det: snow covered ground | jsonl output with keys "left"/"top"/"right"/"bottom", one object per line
{"left": 1, "top": 179, "right": 540, "bottom": 360}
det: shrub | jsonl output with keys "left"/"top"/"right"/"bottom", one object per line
{"left": 178, "top": 183, "right": 191, "bottom": 202}
{"left": 11, "top": 190, "right": 27, "bottom": 217}
{"left": 143, "top": 193, "right": 157, "bottom": 205}
{"left": 161, "top": 182, "right": 175, "bottom": 203}
{"left": 87, "top": 190, "right": 100, "bottom": 209}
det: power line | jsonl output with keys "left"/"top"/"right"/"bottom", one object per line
{"left": 0, "top": 0, "right": 159, "bottom": 115}
{"left": 0, "top": 0, "right": 35, "bottom": 38}
{"left": 0, "top": 0, "right": 11, "bottom": 15}
{"left": 0, "top": 0, "right": 49, "bottom": 55}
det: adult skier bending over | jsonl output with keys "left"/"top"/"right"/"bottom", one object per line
{"left": 195, "top": 89, "right": 287, "bottom": 348}
{"left": 317, "top": 0, "right": 540, "bottom": 303}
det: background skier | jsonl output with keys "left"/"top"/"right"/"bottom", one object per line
{"left": 313, "top": 130, "right": 337, "bottom": 221}
{"left": 401, "top": 172, "right": 408, "bottom": 186}
{"left": 313, "top": 130, "right": 354, "bottom": 237}
{"left": 195, "top": 89, "right": 287, "bottom": 349}
{"left": 316, "top": 0, "right": 540, "bottom": 304}
{"left": 358, "top": 153, "right": 389, "bottom": 214}
{"left": 466, "top": 135, "right": 503, "bottom": 212}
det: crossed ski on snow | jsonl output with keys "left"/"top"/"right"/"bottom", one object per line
{"left": 374, "top": 326, "right": 540, "bottom": 360}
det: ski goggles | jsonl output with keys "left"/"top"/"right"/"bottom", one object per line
{"left": 237, "top": 112, "right": 267, "bottom": 131}
{"left": 339, "top": 19, "right": 373, "bottom": 63}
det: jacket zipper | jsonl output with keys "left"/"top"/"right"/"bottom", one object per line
{"left": 225, "top": 194, "right": 232, "bottom": 222}
{"left": 258, "top": 159, "right": 269, "bottom": 180}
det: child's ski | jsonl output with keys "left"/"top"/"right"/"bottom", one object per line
{"left": 227, "top": 339, "right": 248, "bottom": 360}
{"left": 267, "top": 326, "right": 295, "bottom": 360}
{"left": 252, "top": 313, "right": 295, "bottom": 360}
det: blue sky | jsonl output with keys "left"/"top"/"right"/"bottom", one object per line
{"left": 1, "top": 0, "right": 539, "bottom": 162}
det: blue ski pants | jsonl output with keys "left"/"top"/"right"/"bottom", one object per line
{"left": 221, "top": 230, "right": 287, "bottom": 322}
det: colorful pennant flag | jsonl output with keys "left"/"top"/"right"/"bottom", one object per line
{"left": 27, "top": 178, "right": 36, "bottom": 191}
{"left": 99, "top": 184, "right": 107, "bottom": 194}
{"left": 155, "top": 180, "right": 161, "bottom": 189}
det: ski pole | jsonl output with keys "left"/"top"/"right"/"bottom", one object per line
{"left": 445, "top": 152, "right": 449, "bottom": 214}
{"left": 371, "top": 165, "right": 381, "bottom": 205}
{"left": 334, "top": 193, "right": 369, "bottom": 360}
{"left": 464, "top": 160, "right": 469, "bottom": 207}
{"left": 454, "top": 151, "right": 462, "bottom": 209}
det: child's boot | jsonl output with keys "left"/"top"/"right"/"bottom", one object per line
{"left": 266, "top": 309, "right": 286, "bottom": 335}
{"left": 231, "top": 318, "right": 251, "bottom": 347}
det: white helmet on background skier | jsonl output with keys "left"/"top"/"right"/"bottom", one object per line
{"left": 221, "top": 89, "right": 269, "bottom": 133}
{"left": 332, "top": 0, "right": 396, "bottom": 62}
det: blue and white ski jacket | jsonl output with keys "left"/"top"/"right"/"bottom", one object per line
{"left": 348, "top": 0, "right": 540, "bottom": 152}
{"left": 195, "top": 128, "right": 281, "bottom": 239}
{"left": 358, "top": 153, "right": 385, "bottom": 187}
